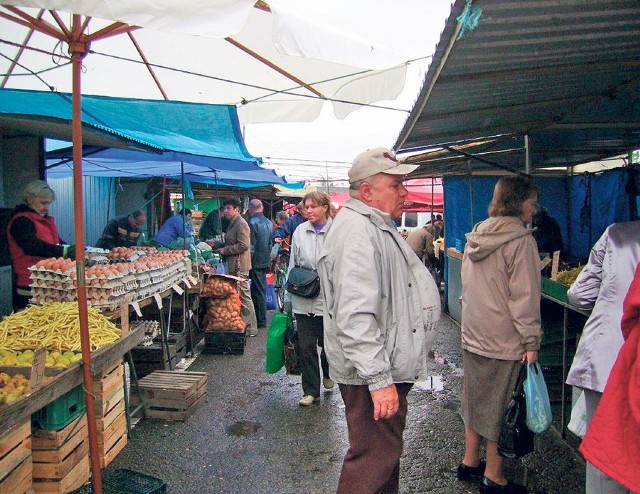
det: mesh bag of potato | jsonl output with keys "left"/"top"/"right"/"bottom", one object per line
{"left": 200, "top": 276, "right": 246, "bottom": 331}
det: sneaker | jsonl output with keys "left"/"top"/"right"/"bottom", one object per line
{"left": 479, "top": 477, "right": 528, "bottom": 494}
{"left": 298, "top": 395, "right": 318, "bottom": 406}
{"left": 323, "top": 378, "right": 335, "bottom": 389}
{"left": 457, "top": 460, "right": 486, "bottom": 481}
{"left": 247, "top": 329, "right": 257, "bottom": 337}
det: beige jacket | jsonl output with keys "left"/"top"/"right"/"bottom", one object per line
{"left": 318, "top": 199, "right": 441, "bottom": 390}
{"left": 461, "top": 216, "right": 541, "bottom": 360}
{"left": 220, "top": 214, "right": 251, "bottom": 274}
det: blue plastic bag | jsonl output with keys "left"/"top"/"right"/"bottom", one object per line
{"left": 524, "top": 363, "right": 553, "bottom": 433}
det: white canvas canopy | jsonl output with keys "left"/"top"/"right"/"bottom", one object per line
{"left": 0, "top": 0, "right": 447, "bottom": 123}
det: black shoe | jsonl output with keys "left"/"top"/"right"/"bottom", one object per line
{"left": 457, "top": 460, "right": 486, "bottom": 481}
{"left": 479, "top": 477, "right": 528, "bottom": 494}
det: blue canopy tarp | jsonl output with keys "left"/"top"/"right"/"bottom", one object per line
{"left": 45, "top": 146, "right": 300, "bottom": 188}
{"left": 0, "top": 88, "right": 258, "bottom": 162}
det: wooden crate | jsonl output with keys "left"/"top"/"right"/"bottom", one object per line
{"left": 91, "top": 360, "right": 124, "bottom": 411}
{"left": 130, "top": 370, "right": 208, "bottom": 421}
{"left": 32, "top": 414, "right": 89, "bottom": 494}
{"left": 32, "top": 455, "right": 88, "bottom": 494}
{"left": 95, "top": 391, "right": 127, "bottom": 470}
{"left": 0, "top": 420, "right": 33, "bottom": 494}
{"left": 97, "top": 406, "right": 127, "bottom": 470}
{"left": 86, "top": 361, "right": 128, "bottom": 469}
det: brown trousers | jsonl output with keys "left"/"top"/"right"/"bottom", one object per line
{"left": 337, "top": 383, "right": 413, "bottom": 494}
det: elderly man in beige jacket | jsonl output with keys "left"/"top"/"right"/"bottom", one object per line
{"left": 318, "top": 148, "right": 441, "bottom": 494}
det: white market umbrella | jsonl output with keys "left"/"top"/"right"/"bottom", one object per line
{"left": 0, "top": 0, "right": 445, "bottom": 124}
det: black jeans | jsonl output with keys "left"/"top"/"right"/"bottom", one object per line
{"left": 296, "top": 313, "right": 330, "bottom": 398}
{"left": 249, "top": 267, "right": 267, "bottom": 327}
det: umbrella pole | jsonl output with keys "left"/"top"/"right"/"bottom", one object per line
{"left": 70, "top": 15, "right": 104, "bottom": 493}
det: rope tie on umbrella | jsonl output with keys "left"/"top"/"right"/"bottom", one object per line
{"left": 456, "top": 0, "right": 482, "bottom": 39}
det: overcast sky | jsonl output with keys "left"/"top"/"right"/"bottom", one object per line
{"left": 244, "top": 0, "right": 453, "bottom": 185}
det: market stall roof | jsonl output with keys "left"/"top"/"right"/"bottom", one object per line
{"left": 0, "top": 88, "right": 161, "bottom": 151}
{"left": 0, "top": 87, "right": 262, "bottom": 163}
{"left": 45, "top": 146, "right": 301, "bottom": 188}
{"left": 394, "top": 0, "right": 640, "bottom": 176}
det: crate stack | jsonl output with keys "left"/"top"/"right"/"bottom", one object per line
{"left": 130, "top": 370, "right": 208, "bottom": 421}
{"left": 0, "top": 420, "right": 32, "bottom": 494}
{"left": 91, "top": 359, "right": 127, "bottom": 469}
{"left": 32, "top": 415, "right": 89, "bottom": 494}
{"left": 199, "top": 275, "right": 246, "bottom": 355}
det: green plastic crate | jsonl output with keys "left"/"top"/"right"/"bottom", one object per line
{"left": 32, "top": 384, "right": 86, "bottom": 430}
{"left": 542, "top": 278, "right": 570, "bottom": 303}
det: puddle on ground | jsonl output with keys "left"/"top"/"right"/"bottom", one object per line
{"left": 225, "top": 420, "right": 260, "bottom": 436}
{"left": 414, "top": 375, "right": 444, "bottom": 392}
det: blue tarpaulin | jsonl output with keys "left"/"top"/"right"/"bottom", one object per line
{"left": 45, "top": 146, "right": 299, "bottom": 188}
{"left": 1, "top": 88, "right": 303, "bottom": 188}
{"left": 444, "top": 167, "right": 637, "bottom": 263}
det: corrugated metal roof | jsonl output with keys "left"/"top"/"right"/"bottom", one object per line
{"left": 394, "top": 0, "right": 640, "bottom": 176}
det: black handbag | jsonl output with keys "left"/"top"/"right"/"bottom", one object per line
{"left": 286, "top": 265, "right": 320, "bottom": 298}
{"left": 497, "top": 363, "right": 535, "bottom": 459}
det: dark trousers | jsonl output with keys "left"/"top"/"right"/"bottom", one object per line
{"left": 337, "top": 383, "right": 413, "bottom": 494}
{"left": 296, "top": 314, "right": 330, "bottom": 398}
{"left": 249, "top": 267, "right": 267, "bottom": 327}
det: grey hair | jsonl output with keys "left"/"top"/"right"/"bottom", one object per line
{"left": 22, "top": 180, "right": 55, "bottom": 203}
{"left": 349, "top": 173, "right": 381, "bottom": 192}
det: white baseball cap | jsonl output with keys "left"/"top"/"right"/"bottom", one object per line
{"left": 348, "top": 147, "right": 418, "bottom": 183}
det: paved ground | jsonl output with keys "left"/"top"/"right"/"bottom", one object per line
{"left": 108, "top": 307, "right": 586, "bottom": 494}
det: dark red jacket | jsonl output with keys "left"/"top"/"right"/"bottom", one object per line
{"left": 579, "top": 262, "right": 640, "bottom": 492}
{"left": 7, "top": 207, "right": 61, "bottom": 287}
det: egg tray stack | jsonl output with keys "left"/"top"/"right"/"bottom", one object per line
{"left": 28, "top": 265, "right": 132, "bottom": 308}
{"left": 133, "top": 258, "right": 190, "bottom": 300}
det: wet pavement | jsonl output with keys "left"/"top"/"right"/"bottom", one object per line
{"left": 109, "top": 307, "right": 586, "bottom": 493}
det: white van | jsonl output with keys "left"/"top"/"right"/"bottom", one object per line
{"left": 397, "top": 212, "right": 434, "bottom": 238}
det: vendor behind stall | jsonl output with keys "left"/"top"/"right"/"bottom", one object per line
{"left": 6, "top": 180, "right": 75, "bottom": 311}
{"left": 199, "top": 208, "right": 229, "bottom": 241}
{"left": 154, "top": 208, "right": 194, "bottom": 249}
{"left": 95, "top": 210, "right": 146, "bottom": 250}
{"left": 532, "top": 206, "right": 564, "bottom": 258}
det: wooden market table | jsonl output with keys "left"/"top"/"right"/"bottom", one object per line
{"left": 0, "top": 321, "right": 146, "bottom": 434}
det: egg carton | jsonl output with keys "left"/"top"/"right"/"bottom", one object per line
{"left": 28, "top": 265, "right": 74, "bottom": 277}
{"left": 29, "top": 271, "right": 73, "bottom": 284}
{"left": 87, "top": 285, "right": 127, "bottom": 298}
{"left": 29, "top": 278, "right": 74, "bottom": 290}
{"left": 31, "top": 290, "right": 75, "bottom": 304}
